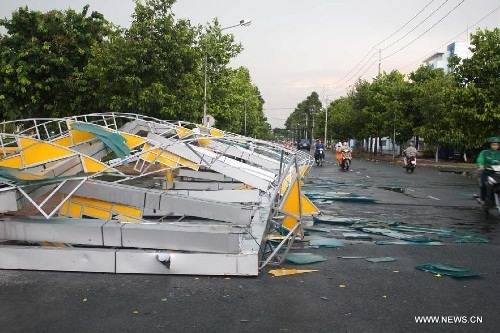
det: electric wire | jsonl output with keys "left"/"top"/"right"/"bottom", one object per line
{"left": 382, "top": 0, "right": 466, "bottom": 60}
{"left": 381, "top": 0, "right": 450, "bottom": 51}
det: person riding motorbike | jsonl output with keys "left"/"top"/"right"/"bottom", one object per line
{"left": 340, "top": 142, "right": 352, "bottom": 169}
{"left": 335, "top": 141, "right": 343, "bottom": 165}
{"left": 403, "top": 143, "right": 417, "bottom": 167}
{"left": 314, "top": 139, "right": 325, "bottom": 165}
{"left": 477, "top": 136, "right": 500, "bottom": 205}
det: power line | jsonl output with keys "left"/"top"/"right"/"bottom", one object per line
{"left": 329, "top": 0, "right": 439, "bottom": 89}
{"left": 399, "top": 3, "right": 500, "bottom": 71}
{"left": 376, "top": 0, "right": 437, "bottom": 48}
{"left": 382, "top": 0, "right": 466, "bottom": 61}
{"left": 381, "top": 0, "right": 450, "bottom": 51}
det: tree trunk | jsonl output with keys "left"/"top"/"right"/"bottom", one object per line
{"left": 374, "top": 136, "right": 378, "bottom": 156}
{"left": 369, "top": 137, "right": 373, "bottom": 154}
{"left": 435, "top": 145, "right": 439, "bottom": 163}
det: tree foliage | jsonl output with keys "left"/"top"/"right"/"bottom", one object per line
{"left": 0, "top": 5, "right": 109, "bottom": 119}
{"left": 285, "top": 28, "right": 500, "bottom": 154}
{"left": 0, "top": 0, "right": 271, "bottom": 138}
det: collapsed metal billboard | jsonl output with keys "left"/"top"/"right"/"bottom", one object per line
{"left": 0, "top": 113, "right": 318, "bottom": 275}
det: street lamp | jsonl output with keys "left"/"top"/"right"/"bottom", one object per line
{"left": 324, "top": 97, "right": 330, "bottom": 145}
{"left": 202, "top": 19, "right": 252, "bottom": 125}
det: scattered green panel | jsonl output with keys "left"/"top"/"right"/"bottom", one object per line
{"left": 72, "top": 122, "right": 130, "bottom": 158}
{"left": 337, "top": 256, "right": 367, "bottom": 259}
{"left": 415, "top": 263, "right": 480, "bottom": 278}
{"left": 309, "top": 237, "right": 344, "bottom": 248}
{"left": 365, "top": 257, "right": 396, "bottom": 263}
{"left": 313, "top": 215, "right": 361, "bottom": 225}
{"left": 285, "top": 253, "right": 327, "bottom": 265}
{"left": 454, "top": 235, "right": 489, "bottom": 244}
{"left": 390, "top": 225, "right": 453, "bottom": 236}
{"left": 361, "top": 227, "right": 411, "bottom": 239}
{"left": 375, "top": 240, "right": 444, "bottom": 246}
{"left": 343, "top": 232, "right": 373, "bottom": 240}
{"left": 401, "top": 235, "right": 439, "bottom": 243}
{"left": 304, "top": 226, "right": 330, "bottom": 233}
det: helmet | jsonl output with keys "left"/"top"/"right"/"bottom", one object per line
{"left": 487, "top": 136, "right": 500, "bottom": 143}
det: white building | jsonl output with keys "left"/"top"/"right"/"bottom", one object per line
{"left": 422, "top": 41, "right": 471, "bottom": 73}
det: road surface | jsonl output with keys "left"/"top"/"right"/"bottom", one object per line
{"left": 1, "top": 153, "right": 499, "bottom": 333}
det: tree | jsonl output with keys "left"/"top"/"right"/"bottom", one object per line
{"left": 449, "top": 28, "right": 500, "bottom": 151}
{"left": 285, "top": 92, "right": 322, "bottom": 141}
{"left": 410, "top": 66, "right": 456, "bottom": 161}
{"left": 78, "top": 0, "right": 201, "bottom": 120}
{"left": 0, "top": 5, "right": 110, "bottom": 119}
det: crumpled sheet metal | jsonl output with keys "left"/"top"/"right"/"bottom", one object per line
{"left": 365, "top": 257, "right": 396, "bottom": 263}
{"left": 375, "top": 240, "right": 444, "bottom": 246}
{"left": 415, "top": 263, "right": 480, "bottom": 278}
{"left": 309, "top": 237, "right": 344, "bottom": 248}
{"left": 285, "top": 253, "right": 327, "bottom": 265}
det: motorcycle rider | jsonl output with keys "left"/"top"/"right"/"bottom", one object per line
{"left": 315, "top": 139, "right": 325, "bottom": 153}
{"left": 403, "top": 142, "right": 417, "bottom": 167}
{"left": 335, "top": 141, "right": 343, "bottom": 165}
{"left": 477, "top": 136, "right": 500, "bottom": 204}
{"left": 340, "top": 141, "right": 352, "bottom": 164}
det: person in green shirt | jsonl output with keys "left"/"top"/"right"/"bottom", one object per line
{"left": 477, "top": 136, "right": 500, "bottom": 202}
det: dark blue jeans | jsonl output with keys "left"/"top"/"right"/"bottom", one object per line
{"left": 480, "top": 170, "right": 494, "bottom": 201}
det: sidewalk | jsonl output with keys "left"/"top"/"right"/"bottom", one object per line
{"left": 358, "top": 152, "right": 477, "bottom": 172}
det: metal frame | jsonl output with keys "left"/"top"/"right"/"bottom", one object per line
{"left": 0, "top": 113, "right": 315, "bottom": 276}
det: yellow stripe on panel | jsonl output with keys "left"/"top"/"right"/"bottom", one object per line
{"left": 18, "top": 137, "right": 74, "bottom": 167}
{"left": 81, "top": 156, "right": 109, "bottom": 173}
{"left": 121, "top": 133, "right": 146, "bottom": 149}
{"left": 282, "top": 215, "right": 299, "bottom": 231}
{"left": 0, "top": 155, "right": 23, "bottom": 168}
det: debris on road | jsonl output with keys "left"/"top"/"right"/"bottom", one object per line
{"left": 337, "top": 256, "right": 367, "bottom": 259}
{"left": 305, "top": 191, "right": 376, "bottom": 203}
{"left": 415, "top": 263, "right": 480, "bottom": 278}
{"left": 268, "top": 269, "right": 318, "bottom": 277}
{"left": 309, "top": 237, "right": 345, "bottom": 248}
{"left": 285, "top": 253, "right": 327, "bottom": 265}
{"left": 342, "top": 232, "right": 373, "bottom": 240}
{"left": 313, "top": 215, "right": 361, "bottom": 225}
{"left": 375, "top": 240, "right": 444, "bottom": 246}
{"left": 365, "top": 257, "right": 396, "bottom": 263}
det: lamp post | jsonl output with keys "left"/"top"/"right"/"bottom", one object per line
{"left": 202, "top": 19, "right": 252, "bottom": 125}
{"left": 324, "top": 98, "right": 330, "bottom": 145}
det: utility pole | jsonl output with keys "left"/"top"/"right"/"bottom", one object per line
{"left": 305, "top": 115, "right": 308, "bottom": 141}
{"left": 202, "top": 20, "right": 251, "bottom": 125}
{"left": 392, "top": 112, "right": 396, "bottom": 160}
{"left": 378, "top": 49, "right": 381, "bottom": 76}
{"left": 324, "top": 97, "right": 329, "bottom": 145}
{"left": 203, "top": 55, "right": 208, "bottom": 124}
{"left": 244, "top": 101, "right": 247, "bottom": 136}
{"left": 311, "top": 107, "right": 315, "bottom": 142}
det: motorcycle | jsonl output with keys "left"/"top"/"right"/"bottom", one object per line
{"left": 315, "top": 148, "right": 325, "bottom": 167}
{"left": 405, "top": 156, "right": 417, "bottom": 173}
{"left": 482, "top": 166, "right": 500, "bottom": 218}
{"left": 340, "top": 149, "right": 352, "bottom": 171}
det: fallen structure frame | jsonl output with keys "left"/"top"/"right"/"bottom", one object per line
{"left": 0, "top": 113, "right": 318, "bottom": 275}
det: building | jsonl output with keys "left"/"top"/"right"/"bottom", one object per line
{"left": 423, "top": 52, "right": 446, "bottom": 71}
{"left": 422, "top": 41, "right": 471, "bottom": 73}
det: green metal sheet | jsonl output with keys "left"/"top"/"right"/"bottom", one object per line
{"left": 72, "top": 122, "right": 130, "bottom": 158}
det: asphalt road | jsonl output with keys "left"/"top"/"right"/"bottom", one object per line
{"left": 1, "top": 153, "right": 499, "bottom": 333}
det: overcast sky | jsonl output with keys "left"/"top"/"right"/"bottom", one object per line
{"left": 1, "top": 0, "right": 499, "bottom": 127}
